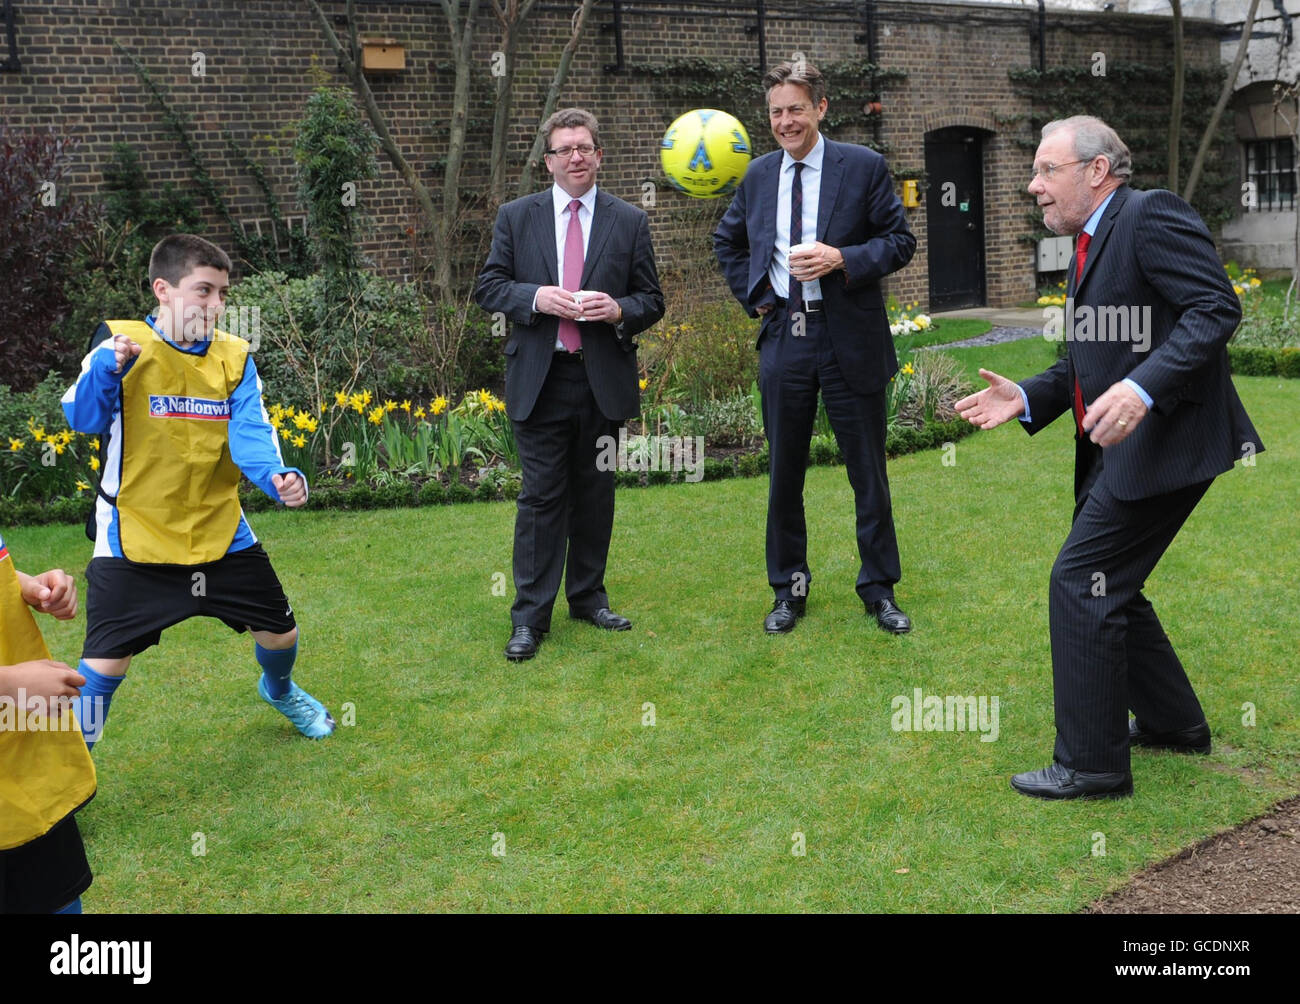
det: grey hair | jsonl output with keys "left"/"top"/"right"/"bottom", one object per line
{"left": 1042, "top": 116, "right": 1132, "bottom": 181}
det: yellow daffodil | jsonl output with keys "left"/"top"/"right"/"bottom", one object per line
{"left": 414, "top": 406, "right": 426, "bottom": 419}
{"left": 89, "top": 455, "right": 100, "bottom": 472}
{"left": 639, "top": 378, "right": 648, "bottom": 391}
{"left": 493, "top": 400, "right": 506, "bottom": 413}
{"left": 303, "top": 416, "right": 318, "bottom": 433}
{"left": 384, "top": 399, "right": 398, "bottom": 412}
{"left": 350, "top": 393, "right": 365, "bottom": 413}
{"left": 31, "top": 427, "right": 45, "bottom": 443}
{"left": 279, "top": 427, "right": 291, "bottom": 441}
{"left": 292, "top": 434, "right": 307, "bottom": 448}
{"left": 902, "top": 362, "right": 915, "bottom": 376}
{"left": 294, "top": 412, "right": 311, "bottom": 430}
{"left": 368, "top": 407, "right": 384, "bottom": 425}
{"left": 269, "top": 414, "right": 283, "bottom": 429}
{"left": 334, "top": 390, "right": 348, "bottom": 408}
{"left": 59, "top": 430, "right": 73, "bottom": 445}
{"left": 7, "top": 439, "right": 23, "bottom": 451}
{"left": 75, "top": 480, "right": 90, "bottom": 493}
{"left": 53, "top": 442, "right": 65, "bottom": 455}
{"left": 90, "top": 437, "right": 100, "bottom": 451}
{"left": 400, "top": 399, "right": 411, "bottom": 413}
{"left": 432, "top": 396, "right": 448, "bottom": 416}
{"left": 1233, "top": 284, "right": 1244, "bottom": 295}
{"left": 477, "top": 389, "right": 492, "bottom": 406}
{"left": 361, "top": 390, "right": 373, "bottom": 406}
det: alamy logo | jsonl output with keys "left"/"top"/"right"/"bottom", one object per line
{"left": 148, "top": 395, "right": 232, "bottom": 421}
{"left": 1042, "top": 300, "right": 1152, "bottom": 352}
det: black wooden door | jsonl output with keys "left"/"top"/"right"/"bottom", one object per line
{"left": 924, "top": 128, "right": 986, "bottom": 310}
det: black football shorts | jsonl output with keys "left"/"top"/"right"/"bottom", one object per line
{"left": 82, "top": 544, "right": 297, "bottom": 658}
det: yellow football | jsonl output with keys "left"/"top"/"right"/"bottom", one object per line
{"left": 660, "top": 109, "right": 752, "bottom": 200}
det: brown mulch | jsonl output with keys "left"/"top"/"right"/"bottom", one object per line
{"left": 1088, "top": 795, "right": 1300, "bottom": 914}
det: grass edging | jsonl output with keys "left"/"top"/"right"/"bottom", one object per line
{"left": 1227, "top": 345, "right": 1300, "bottom": 377}
{"left": 0, "top": 419, "right": 978, "bottom": 526}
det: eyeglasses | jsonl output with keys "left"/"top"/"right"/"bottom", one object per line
{"left": 1030, "top": 158, "right": 1095, "bottom": 181}
{"left": 545, "top": 144, "right": 598, "bottom": 159}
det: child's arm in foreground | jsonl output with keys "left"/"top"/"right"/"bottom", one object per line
{"left": 2, "top": 567, "right": 83, "bottom": 703}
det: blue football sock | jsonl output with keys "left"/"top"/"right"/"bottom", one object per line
{"left": 54, "top": 897, "right": 83, "bottom": 914}
{"left": 256, "top": 641, "right": 297, "bottom": 699}
{"left": 75, "top": 661, "right": 125, "bottom": 751}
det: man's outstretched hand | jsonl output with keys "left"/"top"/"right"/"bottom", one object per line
{"left": 955, "top": 368, "right": 1025, "bottom": 430}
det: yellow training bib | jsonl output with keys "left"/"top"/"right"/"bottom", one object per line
{"left": 0, "top": 534, "right": 97, "bottom": 851}
{"left": 110, "top": 320, "right": 249, "bottom": 565}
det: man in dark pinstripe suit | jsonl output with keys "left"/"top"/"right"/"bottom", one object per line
{"left": 956, "top": 116, "right": 1263, "bottom": 799}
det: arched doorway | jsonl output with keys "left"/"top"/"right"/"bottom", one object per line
{"left": 924, "top": 126, "right": 987, "bottom": 309}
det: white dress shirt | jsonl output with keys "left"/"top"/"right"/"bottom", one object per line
{"left": 769, "top": 134, "right": 825, "bottom": 302}
{"left": 549, "top": 183, "right": 596, "bottom": 350}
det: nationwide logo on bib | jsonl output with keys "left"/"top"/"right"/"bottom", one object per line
{"left": 148, "top": 395, "right": 232, "bottom": 420}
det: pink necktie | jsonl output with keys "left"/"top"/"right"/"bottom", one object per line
{"left": 558, "top": 199, "right": 584, "bottom": 353}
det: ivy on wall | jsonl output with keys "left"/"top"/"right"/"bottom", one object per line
{"left": 1008, "top": 62, "right": 1235, "bottom": 248}
{"left": 628, "top": 56, "right": 911, "bottom": 166}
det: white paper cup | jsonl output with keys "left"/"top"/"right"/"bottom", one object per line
{"left": 573, "top": 290, "right": 599, "bottom": 321}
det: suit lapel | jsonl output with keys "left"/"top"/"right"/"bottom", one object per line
{"left": 1075, "top": 185, "right": 1129, "bottom": 297}
{"left": 815, "top": 138, "right": 844, "bottom": 241}
{"left": 581, "top": 191, "right": 617, "bottom": 288}
{"left": 527, "top": 192, "right": 559, "bottom": 286}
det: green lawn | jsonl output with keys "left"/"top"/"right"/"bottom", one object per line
{"left": 9, "top": 344, "right": 1296, "bottom": 913}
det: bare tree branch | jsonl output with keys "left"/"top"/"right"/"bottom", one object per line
{"left": 516, "top": 0, "right": 599, "bottom": 198}
{"left": 1184, "top": 0, "right": 1262, "bottom": 203}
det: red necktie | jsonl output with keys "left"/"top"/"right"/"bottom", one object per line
{"left": 558, "top": 199, "right": 584, "bottom": 353}
{"left": 1072, "top": 231, "right": 1091, "bottom": 436}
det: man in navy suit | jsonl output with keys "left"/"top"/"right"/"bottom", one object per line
{"left": 475, "top": 108, "right": 664, "bottom": 662}
{"left": 956, "top": 116, "right": 1263, "bottom": 798}
{"left": 714, "top": 60, "right": 917, "bottom": 636}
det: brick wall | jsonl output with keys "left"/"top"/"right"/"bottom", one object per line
{"left": 0, "top": 0, "right": 1222, "bottom": 313}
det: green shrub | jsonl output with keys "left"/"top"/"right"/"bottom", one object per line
{"left": 808, "top": 435, "right": 840, "bottom": 466}
{"left": 418, "top": 479, "right": 447, "bottom": 505}
{"left": 641, "top": 300, "right": 758, "bottom": 407}
{"left": 737, "top": 451, "right": 767, "bottom": 477}
{"left": 1228, "top": 346, "right": 1278, "bottom": 376}
{"left": 448, "top": 482, "right": 474, "bottom": 504}
{"left": 1277, "top": 348, "right": 1300, "bottom": 378}
{"left": 702, "top": 457, "right": 734, "bottom": 481}
{"left": 687, "top": 390, "right": 762, "bottom": 446}
{"left": 226, "top": 270, "right": 431, "bottom": 408}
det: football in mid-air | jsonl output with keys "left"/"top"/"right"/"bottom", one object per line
{"left": 660, "top": 109, "right": 752, "bottom": 199}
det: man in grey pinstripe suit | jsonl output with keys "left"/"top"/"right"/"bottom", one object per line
{"left": 956, "top": 116, "right": 1262, "bottom": 799}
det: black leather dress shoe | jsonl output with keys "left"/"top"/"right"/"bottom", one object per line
{"left": 866, "top": 597, "right": 911, "bottom": 634}
{"left": 1129, "top": 718, "right": 1211, "bottom": 754}
{"left": 572, "top": 607, "right": 632, "bottom": 631}
{"left": 504, "top": 625, "right": 545, "bottom": 661}
{"left": 1010, "top": 761, "right": 1133, "bottom": 800}
{"left": 764, "top": 598, "right": 806, "bottom": 634}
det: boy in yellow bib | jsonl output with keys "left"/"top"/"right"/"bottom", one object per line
{"left": 62, "top": 234, "right": 334, "bottom": 745}
{"left": 0, "top": 536, "right": 96, "bottom": 912}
